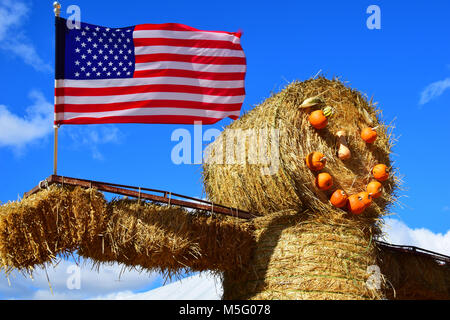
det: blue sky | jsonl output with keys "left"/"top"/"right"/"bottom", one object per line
{"left": 0, "top": 0, "right": 449, "bottom": 299}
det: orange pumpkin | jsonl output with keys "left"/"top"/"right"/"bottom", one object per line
{"left": 367, "top": 180, "right": 383, "bottom": 198}
{"left": 372, "top": 164, "right": 389, "bottom": 181}
{"left": 309, "top": 110, "right": 328, "bottom": 129}
{"left": 330, "top": 189, "right": 348, "bottom": 208}
{"left": 361, "top": 127, "right": 377, "bottom": 143}
{"left": 315, "top": 172, "right": 333, "bottom": 191}
{"left": 347, "top": 194, "right": 366, "bottom": 215}
{"left": 358, "top": 191, "right": 372, "bottom": 208}
{"left": 305, "top": 152, "right": 327, "bottom": 171}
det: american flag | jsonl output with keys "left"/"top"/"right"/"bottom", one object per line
{"left": 55, "top": 18, "right": 246, "bottom": 125}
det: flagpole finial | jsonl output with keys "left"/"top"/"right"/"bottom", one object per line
{"left": 53, "top": 2, "right": 61, "bottom": 17}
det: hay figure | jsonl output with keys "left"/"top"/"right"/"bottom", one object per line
{"left": 1, "top": 77, "right": 447, "bottom": 300}
{"left": 202, "top": 76, "right": 400, "bottom": 299}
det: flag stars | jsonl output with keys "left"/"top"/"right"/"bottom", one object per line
{"left": 70, "top": 24, "right": 134, "bottom": 79}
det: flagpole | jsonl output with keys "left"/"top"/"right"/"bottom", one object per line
{"left": 53, "top": 2, "right": 61, "bottom": 176}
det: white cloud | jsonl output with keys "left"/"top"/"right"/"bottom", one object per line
{"left": 64, "top": 125, "right": 123, "bottom": 160}
{"left": 0, "top": 259, "right": 159, "bottom": 300}
{"left": 382, "top": 218, "right": 450, "bottom": 256}
{"left": 419, "top": 77, "right": 450, "bottom": 105}
{"left": 0, "top": 90, "right": 53, "bottom": 149}
{"left": 0, "top": 0, "right": 52, "bottom": 72}
{"left": 2, "top": 39, "right": 52, "bottom": 73}
{"left": 92, "top": 272, "right": 222, "bottom": 300}
{"left": 0, "top": 0, "right": 26, "bottom": 39}
{"left": 0, "top": 92, "right": 123, "bottom": 156}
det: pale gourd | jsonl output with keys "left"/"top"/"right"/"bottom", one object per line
{"left": 336, "top": 130, "right": 351, "bottom": 160}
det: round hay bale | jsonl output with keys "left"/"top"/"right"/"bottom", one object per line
{"left": 202, "top": 77, "right": 399, "bottom": 222}
{"left": 222, "top": 211, "right": 385, "bottom": 300}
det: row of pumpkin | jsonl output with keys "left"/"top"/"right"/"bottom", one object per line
{"left": 305, "top": 106, "right": 389, "bottom": 215}
{"left": 305, "top": 151, "right": 389, "bottom": 214}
